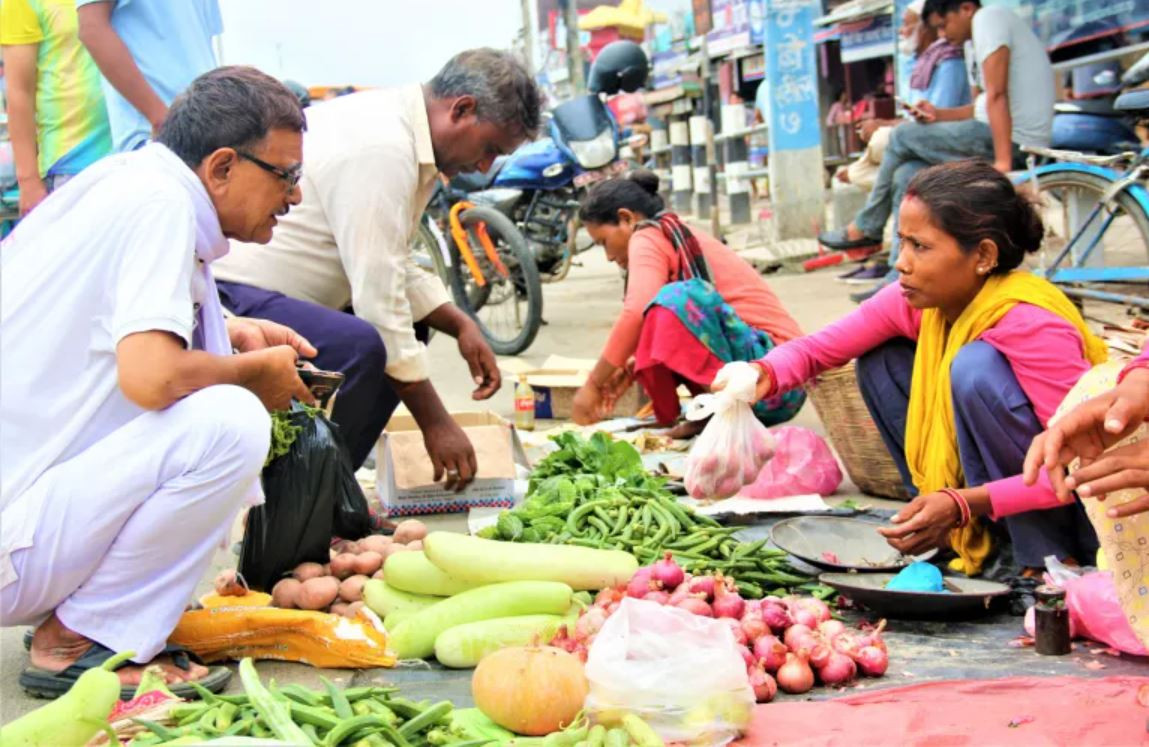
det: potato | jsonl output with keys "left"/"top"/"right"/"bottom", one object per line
{"left": 297, "top": 576, "right": 340, "bottom": 610}
{"left": 271, "top": 578, "right": 302, "bottom": 608}
{"left": 339, "top": 574, "right": 369, "bottom": 603}
{"left": 329, "top": 553, "right": 358, "bottom": 580}
{"left": 293, "top": 562, "right": 325, "bottom": 582}
{"left": 393, "top": 519, "right": 428, "bottom": 545}
{"left": 406, "top": 540, "right": 424, "bottom": 552}
{"left": 358, "top": 534, "right": 393, "bottom": 555}
{"left": 332, "top": 539, "right": 360, "bottom": 555}
{"left": 372, "top": 569, "right": 386, "bottom": 580}
{"left": 214, "top": 569, "right": 246, "bottom": 597}
{"left": 322, "top": 563, "right": 331, "bottom": 576}
{"left": 352, "top": 551, "right": 383, "bottom": 576}
{"left": 381, "top": 543, "right": 412, "bottom": 561}
{"left": 330, "top": 603, "right": 350, "bottom": 617}
{"left": 344, "top": 601, "right": 365, "bottom": 619}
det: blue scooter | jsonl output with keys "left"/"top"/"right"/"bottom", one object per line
{"left": 450, "top": 41, "right": 650, "bottom": 280}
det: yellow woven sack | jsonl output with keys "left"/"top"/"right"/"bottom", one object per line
{"left": 170, "top": 606, "right": 395, "bottom": 669}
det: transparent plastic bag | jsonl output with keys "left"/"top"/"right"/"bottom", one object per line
{"left": 740, "top": 426, "right": 843, "bottom": 499}
{"left": 1022, "top": 556, "right": 1148, "bottom": 656}
{"left": 683, "top": 362, "right": 775, "bottom": 500}
{"left": 584, "top": 598, "right": 755, "bottom": 745}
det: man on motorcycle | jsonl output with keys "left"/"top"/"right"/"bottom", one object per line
{"left": 213, "top": 48, "right": 542, "bottom": 488}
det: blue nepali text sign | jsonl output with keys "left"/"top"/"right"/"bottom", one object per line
{"left": 765, "top": 0, "right": 821, "bottom": 152}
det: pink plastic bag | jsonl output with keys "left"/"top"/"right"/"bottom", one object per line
{"left": 739, "top": 426, "right": 843, "bottom": 499}
{"left": 1023, "top": 557, "right": 1148, "bottom": 656}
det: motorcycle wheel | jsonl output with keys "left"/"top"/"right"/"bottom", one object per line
{"left": 447, "top": 205, "right": 543, "bottom": 356}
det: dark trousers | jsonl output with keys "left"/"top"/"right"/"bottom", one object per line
{"left": 217, "top": 281, "right": 427, "bottom": 469}
{"left": 856, "top": 338, "right": 1099, "bottom": 567}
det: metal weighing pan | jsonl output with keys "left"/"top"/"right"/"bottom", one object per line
{"left": 770, "top": 516, "right": 936, "bottom": 572}
{"left": 819, "top": 572, "right": 1012, "bottom": 619}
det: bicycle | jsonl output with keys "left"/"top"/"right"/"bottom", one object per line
{"left": 410, "top": 182, "right": 543, "bottom": 355}
{"left": 1013, "top": 89, "right": 1149, "bottom": 311}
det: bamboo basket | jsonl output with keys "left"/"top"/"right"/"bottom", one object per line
{"left": 806, "top": 361, "right": 912, "bottom": 501}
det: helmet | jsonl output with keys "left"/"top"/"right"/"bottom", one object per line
{"left": 282, "top": 79, "right": 311, "bottom": 108}
{"left": 587, "top": 41, "right": 650, "bottom": 95}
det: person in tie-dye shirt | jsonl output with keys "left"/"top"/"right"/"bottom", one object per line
{"left": 1, "top": 0, "right": 111, "bottom": 216}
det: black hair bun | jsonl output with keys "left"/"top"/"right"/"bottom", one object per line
{"left": 626, "top": 169, "right": 660, "bottom": 196}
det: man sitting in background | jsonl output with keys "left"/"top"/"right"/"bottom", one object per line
{"left": 213, "top": 48, "right": 542, "bottom": 488}
{"left": 1, "top": 67, "right": 313, "bottom": 696}
{"left": 837, "top": 0, "right": 969, "bottom": 191}
{"left": 818, "top": 0, "right": 1054, "bottom": 260}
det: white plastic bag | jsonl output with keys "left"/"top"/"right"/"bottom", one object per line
{"left": 683, "top": 361, "right": 775, "bottom": 500}
{"left": 584, "top": 598, "right": 755, "bottom": 745}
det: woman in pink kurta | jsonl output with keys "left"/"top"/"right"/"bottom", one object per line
{"left": 570, "top": 171, "right": 803, "bottom": 431}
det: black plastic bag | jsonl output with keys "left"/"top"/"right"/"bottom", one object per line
{"left": 240, "top": 403, "right": 372, "bottom": 591}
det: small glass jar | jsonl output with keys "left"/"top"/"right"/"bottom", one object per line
{"left": 1034, "top": 585, "right": 1071, "bottom": 656}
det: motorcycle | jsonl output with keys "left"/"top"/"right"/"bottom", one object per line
{"left": 448, "top": 40, "right": 651, "bottom": 281}
{"left": 1049, "top": 23, "right": 1141, "bottom": 155}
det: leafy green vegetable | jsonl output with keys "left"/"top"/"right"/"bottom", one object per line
{"left": 265, "top": 403, "right": 321, "bottom": 467}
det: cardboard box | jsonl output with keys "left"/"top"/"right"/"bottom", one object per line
{"left": 501, "top": 356, "right": 648, "bottom": 420}
{"left": 376, "top": 411, "right": 529, "bottom": 517}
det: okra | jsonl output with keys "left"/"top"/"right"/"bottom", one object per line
{"left": 396, "top": 700, "right": 453, "bottom": 737}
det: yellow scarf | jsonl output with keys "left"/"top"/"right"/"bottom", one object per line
{"left": 903, "top": 272, "right": 1108, "bottom": 575}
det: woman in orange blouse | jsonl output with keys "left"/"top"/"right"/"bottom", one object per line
{"left": 570, "top": 171, "right": 804, "bottom": 432}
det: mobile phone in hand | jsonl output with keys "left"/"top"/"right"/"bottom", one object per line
{"left": 895, "top": 97, "right": 927, "bottom": 120}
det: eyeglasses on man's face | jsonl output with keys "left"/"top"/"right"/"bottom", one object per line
{"left": 237, "top": 151, "right": 303, "bottom": 190}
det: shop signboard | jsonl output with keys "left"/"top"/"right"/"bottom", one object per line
{"left": 652, "top": 47, "right": 690, "bottom": 89}
{"left": 708, "top": 0, "right": 753, "bottom": 55}
{"left": 1005, "top": 0, "right": 1149, "bottom": 49}
{"left": 839, "top": 13, "right": 895, "bottom": 63}
{"left": 749, "top": 0, "right": 767, "bottom": 44}
{"left": 765, "top": 0, "right": 820, "bottom": 152}
{"left": 694, "top": 0, "right": 714, "bottom": 34}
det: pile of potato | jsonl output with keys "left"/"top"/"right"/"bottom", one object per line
{"left": 269, "top": 519, "right": 428, "bottom": 618}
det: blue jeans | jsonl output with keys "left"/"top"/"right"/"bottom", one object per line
{"left": 854, "top": 119, "right": 994, "bottom": 241}
{"left": 856, "top": 338, "right": 1099, "bottom": 568}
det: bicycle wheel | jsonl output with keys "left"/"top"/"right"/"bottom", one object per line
{"left": 1024, "top": 169, "right": 1149, "bottom": 292}
{"left": 447, "top": 205, "right": 543, "bottom": 355}
{"left": 410, "top": 216, "right": 450, "bottom": 283}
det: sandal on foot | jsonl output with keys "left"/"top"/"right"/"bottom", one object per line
{"left": 20, "top": 641, "right": 231, "bottom": 700}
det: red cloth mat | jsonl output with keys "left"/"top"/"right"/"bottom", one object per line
{"left": 735, "top": 676, "right": 1149, "bottom": 746}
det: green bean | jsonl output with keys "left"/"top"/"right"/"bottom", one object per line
{"left": 131, "top": 719, "right": 180, "bottom": 742}
{"left": 396, "top": 700, "right": 453, "bottom": 737}
{"left": 322, "top": 676, "right": 354, "bottom": 720}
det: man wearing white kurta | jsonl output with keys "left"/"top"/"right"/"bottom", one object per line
{"left": 0, "top": 66, "right": 315, "bottom": 697}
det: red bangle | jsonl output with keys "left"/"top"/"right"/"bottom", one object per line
{"left": 940, "top": 488, "right": 970, "bottom": 528}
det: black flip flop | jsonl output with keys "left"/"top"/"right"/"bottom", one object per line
{"left": 19, "top": 641, "right": 231, "bottom": 700}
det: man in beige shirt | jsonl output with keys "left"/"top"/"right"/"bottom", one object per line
{"left": 214, "top": 49, "right": 541, "bottom": 487}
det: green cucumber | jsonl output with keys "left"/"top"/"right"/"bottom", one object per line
{"left": 382, "top": 551, "right": 484, "bottom": 596}
{"left": 423, "top": 532, "right": 638, "bottom": 591}
{"left": 389, "top": 581, "right": 573, "bottom": 660}
{"left": 362, "top": 579, "right": 442, "bottom": 619}
{"left": 433, "top": 614, "right": 566, "bottom": 668}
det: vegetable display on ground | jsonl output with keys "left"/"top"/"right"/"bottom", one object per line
{"left": 481, "top": 432, "right": 829, "bottom": 599}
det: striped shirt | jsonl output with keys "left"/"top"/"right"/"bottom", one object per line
{"left": 0, "top": 0, "right": 111, "bottom": 176}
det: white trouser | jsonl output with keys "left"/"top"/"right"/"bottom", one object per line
{"left": 0, "top": 385, "right": 269, "bottom": 662}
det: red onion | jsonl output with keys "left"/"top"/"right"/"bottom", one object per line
{"left": 808, "top": 641, "right": 832, "bottom": 669}
{"left": 855, "top": 645, "right": 888, "bottom": 677}
{"left": 783, "top": 624, "right": 818, "bottom": 653}
{"left": 741, "top": 615, "right": 769, "bottom": 643}
{"left": 776, "top": 652, "right": 815, "bottom": 694}
{"left": 761, "top": 602, "right": 791, "bottom": 633}
{"left": 830, "top": 630, "right": 861, "bottom": 658}
{"left": 748, "top": 664, "right": 778, "bottom": 703}
{"left": 753, "top": 634, "right": 788, "bottom": 673}
{"left": 650, "top": 552, "right": 685, "bottom": 590}
{"left": 739, "top": 645, "right": 756, "bottom": 669}
{"left": 818, "top": 619, "right": 847, "bottom": 638}
{"left": 795, "top": 597, "right": 832, "bottom": 623}
{"left": 816, "top": 651, "right": 857, "bottom": 686}
{"left": 643, "top": 590, "right": 670, "bottom": 605}
{"left": 626, "top": 567, "right": 655, "bottom": 598}
{"left": 712, "top": 583, "right": 746, "bottom": 619}
{"left": 675, "top": 597, "right": 713, "bottom": 617}
{"left": 575, "top": 607, "right": 608, "bottom": 639}
{"left": 688, "top": 575, "right": 717, "bottom": 599}
{"left": 594, "top": 587, "right": 623, "bottom": 608}
{"left": 741, "top": 600, "right": 764, "bottom": 621}
{"left": 791, "top": 607, "right": 818, "bottom": 629}
{"left": 667, "top": 585, "right": 697, "bottom": 607}
{"left": 857, "top": 619, "right": 888, "bottom": 654}
{"left": 721, "top": 617, "right": 749, "bottom": 646}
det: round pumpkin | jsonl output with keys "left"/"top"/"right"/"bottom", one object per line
{"left": 471, "top": 645, "right": 588, "bottom": 735}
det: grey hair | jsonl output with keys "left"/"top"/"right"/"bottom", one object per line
{"left": 429, "top": 48, "right": 542, "bottom": 138}
{"left": 159, "top": 65, "right": 306, "bottom": 168}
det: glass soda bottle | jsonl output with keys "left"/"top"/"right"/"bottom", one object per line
{"left": 514, "top": 375, "right": 535, "bottom": 431}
